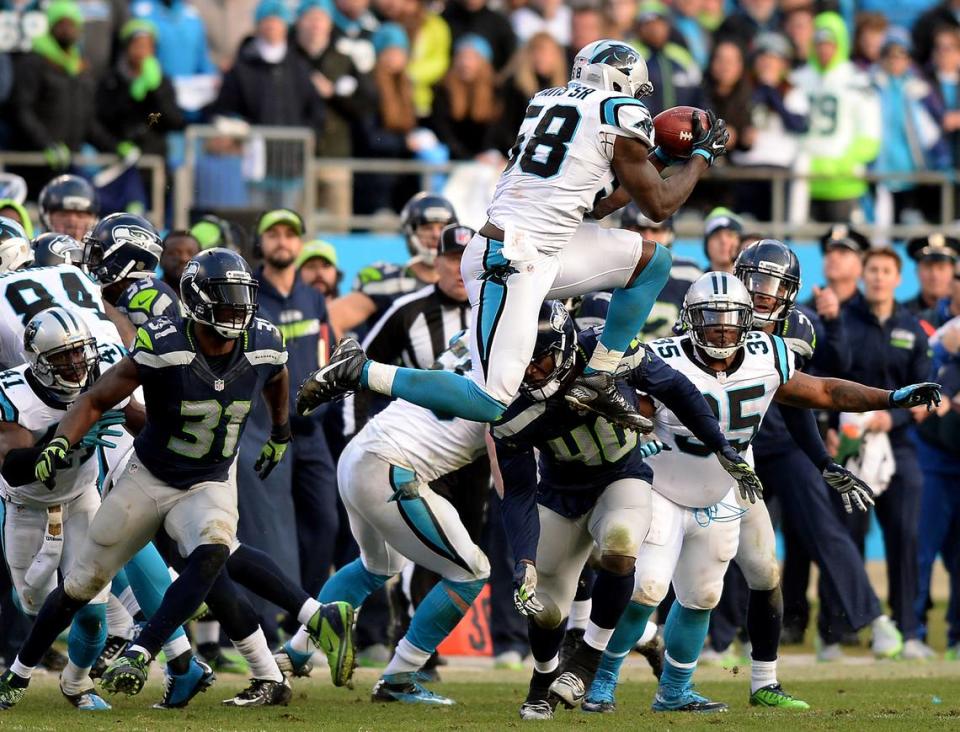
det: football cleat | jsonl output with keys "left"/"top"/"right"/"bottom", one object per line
{"left": 519, "top": 669, "right": 559, "bottom": 720}
{"left": 549, "top": 642, "right": 602, "bottom": 708}
{"left": 0, "top": 671, "right": 27, "bottom": 710}
{"left": 222, "top": 677, "right": 292, "bottom": 707}
{"left": 652, "top": 683, "right": 728, "bottom": 713}
{"left": 901, "top": 639, "right": 937, "bottom": 661}
{"left": 297, "top": 338, "right": 368, "bottom": 415}
{"left": 99, "top": 650, "right": 150, "bottom": 696}
{"left": 549, "top": 671, "right": 586, "bottom": 708}
{"left": 307, "top": 601, "right": 356, "bottom": 687}
{"left": 519, "top": 699, "right": 555, "bottom": 720}
{"left": 565, "top": 371, "right": 653, "bottom": 432}
{"left": 274, "top": 642, "right": 314, "bottom": 678}
{"left": 371, "top": 672, "right": 455, "bottom": 705}
{"left": 90, "top": 634, "right": 129, "bottom": 680}
{"left": 871, "top": 615, "right": 903, "bottom": 659}
{"left": 583, "top": 667, "right": 618, "bottom": 713}
{"left": 60, "top": 682, "right": 112, "bottom": 711}
{"left": 749, "top": 683, "right": 810, "bottom": 710}
{"left": 153, "top": 657, "right": 215, "bottom": 709}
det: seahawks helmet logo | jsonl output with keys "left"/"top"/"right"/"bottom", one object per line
{"left": 183, "top": 260, "right": 200, "bottom": 279}
{"left": 113, "top": 224, "right": 157, "bottom": 249}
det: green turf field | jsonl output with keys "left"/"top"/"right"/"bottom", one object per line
{"left": 1, "top": 659, "right": 958, "bottom": 732}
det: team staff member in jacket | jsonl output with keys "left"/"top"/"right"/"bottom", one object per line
{"left": 236, "top": 209, "right": 338, "bottom": 640}
{"left": 833, "top": 248, "right": 933, "bottom": 659}
{"left": 903, "top": 234, "right": 960, "bottom": 316}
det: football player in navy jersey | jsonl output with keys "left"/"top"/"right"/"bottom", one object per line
{"left": 0, "top": 249, "right": 354, "bottom": 710}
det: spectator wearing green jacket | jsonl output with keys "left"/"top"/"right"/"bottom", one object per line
{"left": 791, "top": 11, "right": 881, "bottom": 222}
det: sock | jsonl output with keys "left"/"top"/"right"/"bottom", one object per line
{"left": 362, "top": 363, "right": 506, "bottom": 422}
{"left": 533, "top": 655, "right": 559, "bottom": 674}
{"left": 659, "top": 603, "right": 711, "bottom": 693}
{"left": 751, "top": 659, "right": 778, "bottom": 693}
{"left": 162, "top": 634, "right": 192, "bottom": 665}
{"left": 9, "top": 658, "right": 34, "bottom": 682}
{"left": 405, "top": 578, "right": 485, "bottom": 656}
{"left": 584, "top": 621, "right": 615, "bottom": 652}
{"left": 67, "top": 602, "right": 106, "bottom": 670}
{"left": 587, "top": 243, "right": 671, "bottom": 374}
{"left": 567, "top": 600, "right": 591, "bottom": 631}
{"left": 118, "top": 587, "right": 141, "bottom": 619}
{"left": 227, "top": 543, "right": 311, "bottom": 616}
{"left": 588, "top": 568, "right": 635, "bottom": 635}
{"left": 289, "top": 626, "right": 312, "bottom": 655}
{"left": 528, "top": 617, "right": 566, "bottom": 665}
{"left": 383, "top": 636, "right": 432, "bottom": 676}
{"left": 298, "top": 598, "right": 322, "bottom": 626}
{"left": 606, "top": 601, "right": 657, "bottom": 656}
{"left": 105, "top": 595, "right": 134, "bottom": 639}
{"left": 747, "top": 587, "right": 782, "bottom": 662}
{"left": 127, "top": 644, "right": 152, "bottom": 662}
{"left": 194, "top": 620, "right": 220, "bottom": 646}
{"left": 18, "top": 585, "right": 88, "bottom": 668}
{"left": 60, "top": 661, "right": 90, "bottom": 695}
{"left": 123, "top": 542, "right": 173, "bottom": 619}
{"left": 638, "top": 620, "right": 658, "bottom": 646}
{"left": 233, "top": 628, "right": 283, "bottom": 682}
{"left": 134, "top": 545, "right": 229, "bottom": 657}
{"left": 318, "top": 558, "right": 389, "bottom": 607}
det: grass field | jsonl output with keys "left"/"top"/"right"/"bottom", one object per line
{"left": 1, "top": 657, "right": 958, "bottom": 732}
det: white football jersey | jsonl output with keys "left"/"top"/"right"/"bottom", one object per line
{"left": 644, "top": 332, "right": 795, "bottom": 508}
{"left": 0, "top": 265, "right": 123, "bottom": 368}
{"left": 0, "top": 343, "right": 128, "bottom": 506}
{"left": 351, "top": 401, "right": 487, "bottom": 484}
{"left": 487, "top": 83, "right": 654, "bottom": 255}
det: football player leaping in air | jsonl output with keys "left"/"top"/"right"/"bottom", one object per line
{"left": 298, "top": 40, "right": 729, "bottom": 430}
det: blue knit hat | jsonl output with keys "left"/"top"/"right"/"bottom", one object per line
{"left": 255, "top": 0, "right": 292, "bottom": 25}
{"left": 454, "top": 33, "right": 493, "bottom": 63}
{"left": 297, "top": 0, "right": 333, "bottom": 19}
{"left": 373, "top": 23, "right": 409, "bottom": 54}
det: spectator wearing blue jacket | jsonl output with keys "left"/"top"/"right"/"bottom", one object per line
{"left": 131, "top": 0, "right": 217, "bottom": 78}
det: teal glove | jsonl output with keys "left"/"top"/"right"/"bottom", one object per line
{"left": 35, "top": 436, "right": 71, "bottom": 490}
{"left": 130, "top": 56, "right": 162, "bottom": 101}
{"left": 43, "top": 143, "right": 71, "bottom": 170}
{"left": 254, "top": 422, "right": 291, "bottom": 480}
{"left": 79, "top": 410, "right": 127, "bottom": 450}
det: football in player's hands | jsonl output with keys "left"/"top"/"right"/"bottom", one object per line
{"left": 652, "top": 106, "right": 710, "bottom": 159}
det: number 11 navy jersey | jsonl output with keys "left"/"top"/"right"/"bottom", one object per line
{"left": 130, "top": 316, "right": 287, "bottom": 489}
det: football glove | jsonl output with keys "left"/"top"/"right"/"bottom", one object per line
{"left": 254, "top": 422, "right": 291, "bottom": 480}
{"left": 78, "top": 410, "right": 127, "bottom": 450}
{"left": 822, "top": 461, "right": 875, "bottom": 514}
{"left": 513, "top": 561, "right": 544, "bottom": 616}
{"left": 691, "top": 110, "right": 729, "bottom": 165}
{"left": 716, "top": 444, "right": 764, "bottom": 504}
{"left": 43, "top": 143, "right": 71, "bottom": 171}
{"left": 638, "top": 439, "right": 669, "bottom": 459}
{"left": 889, "top": 382, "right": 941, "bottom": 411}
{"left": 35, "top": 436, "right": 71, "bottom": 490}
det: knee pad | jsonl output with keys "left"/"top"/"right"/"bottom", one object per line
{"left": 676, "top": 580, "right": 724, "bottom": 611}
{"left": 64, "top": 563, "right": 113, "bottom": 603}
{"left": 631, "top": 576, "right": 669, "bottom": 607}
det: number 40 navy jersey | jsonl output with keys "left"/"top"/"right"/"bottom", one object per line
{"left": 130, "top": 316, "right": 287, "bottom": 489}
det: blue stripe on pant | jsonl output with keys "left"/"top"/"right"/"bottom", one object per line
{"left": 395, "top": 496, "right": 473, "bottom": 575}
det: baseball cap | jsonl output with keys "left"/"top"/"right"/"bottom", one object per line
{"left": 819, "top": 224, "right": 870, "bottom": 254}
{"left": 296, "top": 239, "right": 338, "bottom": 268}
{"left": 438, "top": 224, "right": 476, "bottom": 255}
{"left": 257, "top": 209, "right": 303, "bottom": 236}
{"left": 754, "top": 32, "right": 793, "bottom": 61}
{"left": 636, "top": 1, "right": 670, "bottom": 23}
{"left": 47, "top": 0, "right": 83, "bottom": 27}
{"left": 907, "top": 233, "right": 960, "bottom": 263}
{"left": 255, "top": 0, "right": 293, "bottom": 25}
{"left": 704, "top": 207, "right": 744, "bottom": 239}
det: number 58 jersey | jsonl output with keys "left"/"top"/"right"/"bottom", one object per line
{"left": 644, "top": 332, "right": 795, "bottom": 508}
{"left": 487, "top": 83, "right": 654, "bottom": 255}
{"left": 0, "top": 265, "right": 123, "bottom": 368}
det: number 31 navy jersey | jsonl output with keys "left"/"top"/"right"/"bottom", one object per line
{"left": 130, "top": 316, "right": 287, "bottom": 489}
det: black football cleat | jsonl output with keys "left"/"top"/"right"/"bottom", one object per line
{"left": 222, "top": 678, "right": 292, "bottom": 707}
{"left": 297, "top": 338, "right": 368, "bottom": 415}
{"left": 565, "top": 371, "right": 653, "bottom": 432}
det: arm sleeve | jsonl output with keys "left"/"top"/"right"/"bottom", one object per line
{"left": 631, "top": 351, "right": 728, "bottom": 452}
{"left": 494, "top": 437, "right": 540, "bottom": 564}
{"left": 781, "top": 405, "right": 830, "bottom": 470}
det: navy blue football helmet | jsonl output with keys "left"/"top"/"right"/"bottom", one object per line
{"left": 734, "top": 239, "right": 801, "bottom": 326}
{"left": 82, "top": 212, "right": 162, "bottom": 285}
{"left": 400, "top": 192, "right": 458, "bottom": 265}
{"left": 38, "top": 175, "right": 99, "bottom": 229}
{"left": 180, "top": 248, "right": 259, "bottom": 339}
{"left": 520, "top": 300, "right": 578, "bottom": 402}
{"left": 32, "top": 232, "right": 83, "bottom": 267}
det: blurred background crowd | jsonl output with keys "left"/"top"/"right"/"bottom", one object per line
{"left": 0, "top": 0, "right": 959, "bottom": 674}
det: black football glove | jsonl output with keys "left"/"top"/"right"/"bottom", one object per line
{"left": 716, "top": 444, "right": 763, "bottom": 503}
{"left": 691, "top": 110, "right": 729, "bottom": 165}
{"left": 889, "top": 382, "right": 941, "bottom": 411}
{"left": 822, "top": 461, "right": 875, "bottom": 514}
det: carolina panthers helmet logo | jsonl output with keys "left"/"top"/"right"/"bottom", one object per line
{"left": 23, "top": 320, "right": 39, "bottom": 347}
{"left": 590, "top": 43, "right": 640, "bottom": 72}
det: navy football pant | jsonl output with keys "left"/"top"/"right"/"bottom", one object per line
{"left": 915, "top": 469, "right": 960, "bottom": 646}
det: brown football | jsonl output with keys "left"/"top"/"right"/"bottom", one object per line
{"left": 652, "top": 106, "right": 710, "bottom": 159}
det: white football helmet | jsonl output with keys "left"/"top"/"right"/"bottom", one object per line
{"left": 23, "top": 307, "right": 99, "bottom": 400}
{"left": 571, "top": 40, "right": 654, "bottom": 98}
{"left": 681, "top": 272, "right": 754, "bottom": 359}
{"left": 0, "top": 216, "right": 34, "bottom": 272}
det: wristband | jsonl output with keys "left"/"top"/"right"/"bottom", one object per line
{"left": 692, "top": 148, "right": 713, "bottom": 164}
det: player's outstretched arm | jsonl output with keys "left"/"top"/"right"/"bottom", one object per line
{"left": 611, "top": 136, "right": 709, "bottom": 222}
{"left": 775, "top": 371, "right": 942, "bottom": 412}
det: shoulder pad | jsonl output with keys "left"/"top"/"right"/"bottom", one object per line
{"left": 0, "top": 367, "right": 27, "bottom": 423}
{"left": 246, "top": 318, "right": 288, "bottom": 367}
{"left": 779, "top": 309, "right": 817, "bottom": 353}
{"left": 132, "top": 317, "right": 194, "bottom": 368}
{"left": 599, "top": 96, "right": 654, "bottom": 145}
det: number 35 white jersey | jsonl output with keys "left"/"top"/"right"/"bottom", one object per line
{"left": 0, "top": 265, "right": 123, "bottom": 369}
{"left": 487, "top": 83, "right": 654, "bottom": 255}
{"left": 644, "top": 332, "right": 796, "bottom": 508}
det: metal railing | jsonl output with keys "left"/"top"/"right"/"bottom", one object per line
{"left": 0, "top": 152, "right": 167, "bottom": 226}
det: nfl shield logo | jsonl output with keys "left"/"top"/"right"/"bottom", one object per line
{"left": 214, "top": 379, "right": 225, "bottom": 392}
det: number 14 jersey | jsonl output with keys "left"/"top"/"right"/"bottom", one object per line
{"left": 487, "top": 83, "right": 654, "bottom": 255}
{"left": 645, "top": 332, "right": 795, "bottom": 508}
